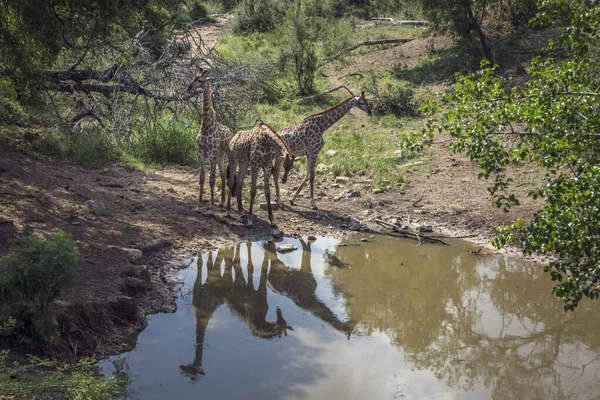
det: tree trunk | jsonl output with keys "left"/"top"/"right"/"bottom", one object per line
{"left": 467, "top": 8, "right": 493, "bottom": 62}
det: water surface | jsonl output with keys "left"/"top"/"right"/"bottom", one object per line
{"left": 102, "top": 236, "right": 600, "bottom": 400}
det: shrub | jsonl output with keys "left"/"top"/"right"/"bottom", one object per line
{"left": 0, "top": 231, "right": 79, "bottom": 343}
{"left": 370, "top": 80, "right": 416, "bottom": 117}
{"left": 0, "top": 350, "right": 130, "bottom": 400}
{"left": 231, "top": 0, "right": 284, "bottom": 34}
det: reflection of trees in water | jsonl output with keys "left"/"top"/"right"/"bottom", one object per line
{"left": 180, "top": 239, "right": 354, "bottom": 380}
{"left": 327, "top": 239, "right": 600, "bottom": 399}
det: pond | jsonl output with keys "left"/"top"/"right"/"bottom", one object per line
{"left": 101, "top": 236, "right": 600, "bottom": 400}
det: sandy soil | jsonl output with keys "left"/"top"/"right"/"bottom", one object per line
{"left": 0, "top": 19, "right": 544, "bottom": 358}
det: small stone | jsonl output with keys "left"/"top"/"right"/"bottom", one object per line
{"left": 373, "top": 188, "right": 383, "bottom": 194}
{"left": 260, "top": 202, "right": 280, "bottom": 211}
{"left": 167, "top": 188, "right": 175, "bottom": 193}
{"left": 359, "top": 226, "right": 370, "bottom": 232}
{"left": 347, "top": 219, "right": 362, "bottom": 231}
{"left": 109, "top": 246, "right": 143, "bottom": 264}
{"left": 418, "top": 225, "right": 433, "bottom": 233}
{"left": 85, "top": 199, "right": 107, "bottom": 215}
{"left": 316, "top": 163, "right": 331, "bottom": 173}
{"left": 338, "top": 189, "right": 361, "bottom": 199}
{"left": 335, "top": 176, "right": 350, "bottom": 184}
{"left": 325, "top": 149, "right": 338, "bottom": 157}
{"left": 331, "top": 183, "right": 341, "bottom": 188}
{"left": 360, "top": 238, "right": 369, "bottom": 242}
{"left": 369, "top": 235, "right": 376, "bottom": 239}
{"left": 307, "top": 235, "right": 317, "bottom": 241}
{"left": 277, "top": 244, "right": 297, "bottom": 253}
{"left": 394, "top": 150, "right": 403, "bottom": 158}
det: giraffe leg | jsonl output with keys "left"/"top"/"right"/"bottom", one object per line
{"left": 218, "top": 152, "right": 227, "bottom": 207}
{"left": 196, "top": 154, "right": 205, "bottom": 212}
{"left": 247, "top": 167, "right": 258, "bottom": 228}
{"left": 308, "top": 159, "right": 318, "bottom": 210}
{"left": 208, "top": 161, "right": 217, "bottom": 217}
{"left": 236, "top": 161, "right": 249, "bottom": 217}
{"left": 264, "top": 166, "right": 277, "bottom": 228}
{"left": 289, "top": 156, "right": 315, "bottom": 206}
{"left": 226, "top": 158, "right": 236, "bottom": 218}
{"left": 272, "top": 157, "right": 283, "bottom": 207}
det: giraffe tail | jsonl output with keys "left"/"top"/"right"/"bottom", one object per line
{"left": 227, "top": 164, "right": 237, "bottom": 197}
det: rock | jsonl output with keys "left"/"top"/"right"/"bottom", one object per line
{"left": 335, "top": 176, "right": 350, "bottom": 184}
{"left": 369, "top": 235, "right": 376, "bottom": 239}
{"left": 138, "top": 238, "right": 172, "bottom": 252}
{"left": 85, "top": 199, "right": 106, "bottom": 215}
{"left": 347, "top": 219, "right": 362, "bottom": 231}
{"left": 259, "top": 202, "right": 280, "bottom": 211}
{"left": 394, "top": 150, "right": 403, "bottom": 158}
{"left": 167, "top": 188, "right": 175, "bottom": 193}
{"left": 401, "top": 225, "right": 410, "bottom": 230}
{"left": 373, "top": 188, "right": 383, "bottom": 194}
{"left": 316, "top": 163, "right": 332, "bottom": 173}
{"left": 418, "top": 225, "right": 433, "bottom": 233}
{"left": 121, "top": 277, "right": 149, "bottom": 293}
{"left": 359, "top": 226, "right": 370, "bottom": 232}
{"left": 307, "top": 235, "right": 317, "bottom": 241}
{"left": 277, "top": 244, "right": 297, "bottom": 253}
{"left": 325, "top": 149, "right": 338, "bottom": 157}
{"left": 331, "top": 183, "right": 341, "bottom": 188}
{"left": 335, "top": 189, "right": 361, "bottom": 201}
{"left": 360, "top": 238, "right": 369, "bottom": 243}
{"left": 109, "top": 246, "right": 143, "bottom": 264}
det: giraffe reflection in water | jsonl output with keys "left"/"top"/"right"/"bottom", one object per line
{"left": 180, "top": 239, "right": 353, "bottom": 380}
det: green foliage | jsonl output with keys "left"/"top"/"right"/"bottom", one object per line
{"left": 368, "top": 79, "right": 416, "bottom": 117}
{"left": 415, "top": 0, "right": 600, "bottom": 310}
{"left": 0, "top": 231, "right": 79, "bottom": 342}
{"left": 231, "top": 0, "right": 284, "bottom": 34}
{"left": 0, "top": 350, "right": 130, "bottom": 400}
{"left": 126, "top": 117, "right": 199, "bottom": 166}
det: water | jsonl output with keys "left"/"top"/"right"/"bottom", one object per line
{"left": 101, "top": 236, "right": 600, "bottom": 400}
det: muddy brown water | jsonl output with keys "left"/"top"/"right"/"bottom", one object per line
{"left": 101, "top": 236, "right": 600, "bottom": 400}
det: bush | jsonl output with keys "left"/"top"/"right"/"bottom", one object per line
{"left": 0, "top": 231, "right": 79, "bottom": 343}
{"left": 0, "top": 350, "right": 130, "bottom": 400}
{"left": 370, "top": 80, "right": 416, "bottom": 117}
{"left": 231, "top": 0, "right": 284, "bottom": 34}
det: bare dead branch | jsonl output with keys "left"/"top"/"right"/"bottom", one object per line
{"left": 370, "top": 17, "right": 430, "bottom": 26}
{"left": 296, "top": 85, "right": 355, "bottom": 102}
{"left": 317, "top": 38, "right": 416, "bottom": 69}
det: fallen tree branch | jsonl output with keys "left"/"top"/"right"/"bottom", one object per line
{"left": 412, "top": 189, "right": 425, "bottom": 207}
{"left": 340, "top": 72, "right": 364, "bottom": 79}
{"left": 370, "top": 17, "right": 430, "bottom": 26}
{"left": 296, "top": 85, "right": 355, "bottom": 102}
{"left": 317, "top": 38, "right": 415, "bottom": 69}
{"left": 374, "top": 219, "right": 449, "bottom": 245}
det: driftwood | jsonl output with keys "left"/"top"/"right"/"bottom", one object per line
{"left": 296, "top": 85, "right": 355, "bottom": 102}
{"left": 317, "top": 38, "right": 415, "bottom": 69}
{"left": 370, "top": 17, "right": 430, "bottom": 26}
{"left": 374, "top": 219, "right": 449, "bottom": 245}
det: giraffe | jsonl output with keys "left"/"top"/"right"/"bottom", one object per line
{"left": 226, "top": 122, "right": 292, "bottom": 229}
{"left": 273, "top": 92, "right": 371, "bottom": 210}
{"left": 191, "top": 71, "right": 233, "bottom": 216}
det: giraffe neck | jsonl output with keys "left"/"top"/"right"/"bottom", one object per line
{"left": 202, "top": 87, "right": 216, "bottom": 124}
{"left": 303, "top": 97, "right": 356, "bottom": 133}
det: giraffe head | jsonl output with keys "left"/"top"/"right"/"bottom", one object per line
{"left": 352, "top": 90, "right": 371, "bottom": 115}
{"left": 187, "top": 67, "right": 208, "bottom": 93}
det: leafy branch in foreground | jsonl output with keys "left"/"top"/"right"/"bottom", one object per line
{"left": 410, "top": 0, "right": 600, "bottom": 310}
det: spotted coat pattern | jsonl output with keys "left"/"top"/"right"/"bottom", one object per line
{"left": 226, "top": 123, "right": 292, "bottom": 228}
{"left": 274, "top": 93, "right": 371, "bottom": 210}
{"left": 196, "top": 80, "right": 233, "bottom": 216}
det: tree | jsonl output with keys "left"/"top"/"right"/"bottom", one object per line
{"left": 412, "top": 0, "right": 600, "bottom": 310}
{"left": 418, "top": 0, "right": 494, "bottom": 60}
